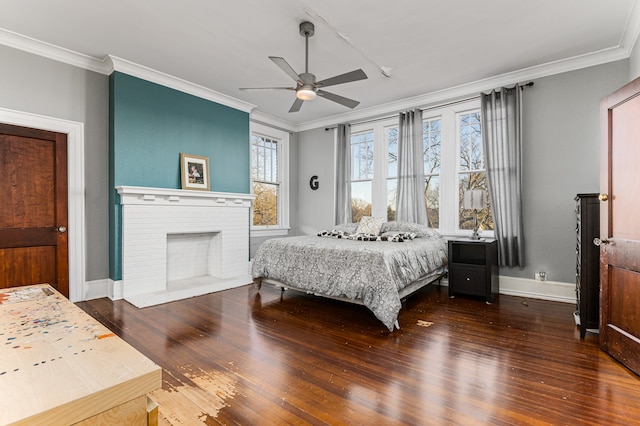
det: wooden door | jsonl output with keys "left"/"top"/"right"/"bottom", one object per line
{"left": 0, "top": 123, "right": 68, "bottom": 297}
{"left": 599, "top": 77, "right": 640, "bottom": 375}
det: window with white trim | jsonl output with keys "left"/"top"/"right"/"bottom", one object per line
{"left": 423, "top": 117, "right": 442, "bottom": 228}
{"left": 250, "top": 122, "right": 289, "bottom": 236}
{"left": 457, "top": 111, "right": 493, "bottom": 232}
{"left": 350, "top": 130, "right": 374, "bottom": 222}
{"left": 347, "top": 99, "right": 493, "bottom": 237}
{"left": 386, "top": 126, "right": 398, "bottom": 221}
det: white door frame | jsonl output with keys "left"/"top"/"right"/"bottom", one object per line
{"left": 0, "top": 107, "right": 86, "bottom": 302}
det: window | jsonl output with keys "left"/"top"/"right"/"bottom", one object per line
{"left": 250, "top": 122, "right": 289, "bottom": 236}
{"left": 348, "top": 119, "right": 398, "bottom": 222}
{"left": 350, "top": 130, "right": 374, "bottom": 223}
{"left": 457, "top": 112, "right": 493, "bottom": 232}
{"left": 423, "top": 118, "right": 441, "bottom": 228}
{"left": 386, "top": 126, "right": 398, "bottom": 221}
{"left": 346, "top": 99, "right": 493, "bottom": 237}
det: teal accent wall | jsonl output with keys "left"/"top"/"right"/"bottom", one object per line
{"left": 109, "top": 72, "right": 250, "bottom": 280}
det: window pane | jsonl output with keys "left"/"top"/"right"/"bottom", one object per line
{"left": 458, "top": 172, "right": 493, "bottom": 231}
{"left": 252, "top": 135, "right": 278, "bottom": 183}
{"left": 271, "top": 140, "right": 279, "bottom": 181}
{"left": 458, "top": 110, "right": 492, "bottom": 233}
{"left": 423, "top": 119, "right": 441, "bottom": 174}
{"left": 251, "top": 135, "right": 260, "bottom": 180}
{"left": 459, "top": 112, "right": 483, "bottom": 172}
{"left": 387, "top": 127, "right": 398, "bottom": 178}
{"left": 351, "top": 181, "right": 372, "bottom": 223}
{"left": 252, "top": 182, "right": 278, "bottom": 226}
{"left": 387, "top": 178, "right": 397, "bottom": 221}
{"left": 425, "top": 175, "right": 440, "bottom": 229}
{"left": 351, "top": 131, "right": 374, "bottom": 180}
{"left": 423, "top": 118, "right": 441, "bottom": 229}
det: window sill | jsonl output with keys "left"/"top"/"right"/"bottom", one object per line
{"left": 251, "top": 227, "right": 291, "bottom": 237}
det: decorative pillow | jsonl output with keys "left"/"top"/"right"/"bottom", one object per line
{"left": 332, "top": 222, "right": 359, "bottom": 234}
{"left": 355, "top": 216, "right": 385, "bottom": 235}
{"left": 380, "top": 221, "right": 441, "bottom": 239}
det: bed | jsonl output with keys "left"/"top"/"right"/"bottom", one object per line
{"left": 251, "top": 220, "right": 448, "bottom": 331}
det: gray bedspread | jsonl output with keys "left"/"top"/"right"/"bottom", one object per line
{"left": 251, "top": 233, "right": 448, "bottom": 331}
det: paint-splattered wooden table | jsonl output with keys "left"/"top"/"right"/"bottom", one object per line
{"left": 0, "top": 284, "right": 161, "bottom": 425}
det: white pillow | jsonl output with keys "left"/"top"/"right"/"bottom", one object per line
{"left": 355, "top": 216, "right": 385, "bottom": 235}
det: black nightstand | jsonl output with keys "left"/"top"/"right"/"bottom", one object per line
{"left": 447, "top": 239, "right": 499, "bottom": 303}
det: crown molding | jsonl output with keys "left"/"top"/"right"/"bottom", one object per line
{"left": 249, "top": 110, "right": 298, "bottom": 133}
{"left": 621, "top": 0, "right": 640, "bottom": 55}
{"left": 295, "top": 45, "right": 631, "bottom": 132}
{"left": 0, "top": 28, "right": 255, "bottom": 113}
{"left": 0, "top": 27, "right": 110, "bottom": 74}
{"left": 106, "top": 56, "right": 255, "bottom": 113}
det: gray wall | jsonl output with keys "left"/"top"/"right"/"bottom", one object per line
{"left": 514, "top": 60, "right": 627, "bottom": 283}
{"left": 296, "top": 60, "right": 629, "bottom": 285}
{"left": 297, "top": 127, "right": 337, "bottom": 235}
{"left": 0, "top": 44, "right": 109, "bottom": 281}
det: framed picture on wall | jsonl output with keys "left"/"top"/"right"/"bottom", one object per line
{"left": 180, "top": 153, "right": 210, "bottom": 191}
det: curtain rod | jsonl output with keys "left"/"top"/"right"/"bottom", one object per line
{"left": 324, "top": 81, "right": 534, "bottom": 131}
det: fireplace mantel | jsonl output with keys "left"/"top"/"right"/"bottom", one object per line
{"left": 115, "top": 186, "right": 255, "bottom": 308}
{"left": 116, "top": 186, "right": 254, "bottom": 208}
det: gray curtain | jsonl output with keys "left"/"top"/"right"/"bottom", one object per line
{"left": 481, "top": 85, "right": 525, "bottom": 267}
{"left": 335, "top": 123, "right": 352, "bottom": 225}
{"left": 396, "top": 109, "right": 428, "bottom": 224}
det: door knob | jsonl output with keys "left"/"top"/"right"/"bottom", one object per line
{"left": 598, "top": 193, "right": 608, "bottom": 201}
{"left": 593, "top": 237, "right": 609, "bottom": 246}
{"left": 57, "top": 226, "right": 67, "bottom": 233}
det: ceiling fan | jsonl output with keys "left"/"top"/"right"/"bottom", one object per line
{"left": 240, "top": 21, "right": 368, "bottom": 113}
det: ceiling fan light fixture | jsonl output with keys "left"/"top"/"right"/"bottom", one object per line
{"left": 241, "top": 21, "right": 367, "bottom": 112}
{"left": 297, "top": 86, "right": 317, "bottom": 101}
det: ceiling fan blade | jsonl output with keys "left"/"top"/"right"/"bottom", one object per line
{"left": 317, "top": 90, "right": 360, "bottom": 109}
{"left": 315, "top": 69, "right": 367, "bottom": 88}
{"left": 288, "top": 98, "right": 304, "bottom": 113}
{"left": 239, "top": 87, "right": 295, "bottom": 91}
{"left": 269, "top": 56, "right": 301, "bottom": 83}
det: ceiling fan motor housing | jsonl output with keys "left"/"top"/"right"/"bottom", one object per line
{"left": 299, "top": 72, "right": 316, "bottom": 86}
{"left": 299, "top": 21, "right": 315, "bottom": 37}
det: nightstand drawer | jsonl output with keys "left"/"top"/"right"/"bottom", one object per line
{"left": 449, "top": 265, "right": 486, "bottom": 296}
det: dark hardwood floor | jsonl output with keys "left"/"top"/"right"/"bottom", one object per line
{"left": 77, "top": 283, "right": 640, "bottom": 425}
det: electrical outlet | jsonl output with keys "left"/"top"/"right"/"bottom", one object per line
{"left": 535, "top": 272, "right": 547, "bottom": 281}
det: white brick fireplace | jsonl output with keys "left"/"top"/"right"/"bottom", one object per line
{"left": 116, "top": 186, "right": 254, "bottom": 308}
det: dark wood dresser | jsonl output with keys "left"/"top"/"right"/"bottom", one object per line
{"left": 575, "top": 193, "right": 600, "bottom": 339}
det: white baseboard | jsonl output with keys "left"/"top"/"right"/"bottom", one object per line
{"left": 441, "top": 275, "right": 575, "bottom": 304}
{"left": 109, "top": 279, "right": 124, "bottom": 301}
{"left": 79, "top": 279, "right": 123, "bottom": 301}
{"left": 83, "top": 279, "right": 110, "bottom": 301}
{"left": 498, "top": 276, "right": 575, "bottom": 304}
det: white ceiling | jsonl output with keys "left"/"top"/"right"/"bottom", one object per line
{"left": 1, "top": 0, "right": 639, "bottom": 131}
